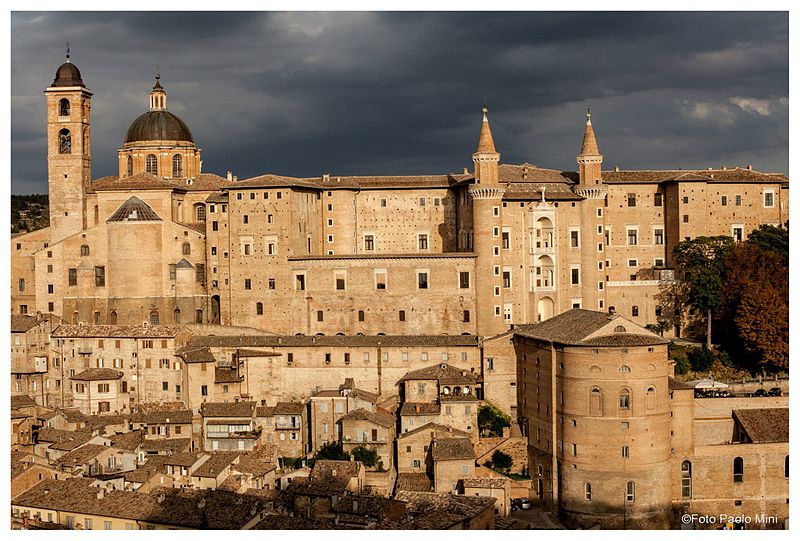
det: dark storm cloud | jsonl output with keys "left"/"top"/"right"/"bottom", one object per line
{"left": 11, "top": 11, "right": 788, "bottom": 194}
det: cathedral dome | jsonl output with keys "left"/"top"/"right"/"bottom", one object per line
{"left": 123, "top": 110, "right": 194, "bottom": 144}
{"left": 52, "top": 61, "right": 84, "bottom": 87}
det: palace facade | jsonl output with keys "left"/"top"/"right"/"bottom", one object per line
{"left": 11, "top": 57, "right": 789, "bottom": 338}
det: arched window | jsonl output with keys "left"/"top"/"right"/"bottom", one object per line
{"left": 195, "top": 204, "right": 206, "bottom": 222}
{"left": 195, "top": 309, "right": 203, "bottom": 324}
{"left": 59, "top": 98, "right": 70, "bottom": 117}
{"left": 590, "top": 387, "right": 603, "bottom": 416}
{"left": 614, "top": 325, "right": 627, "bottom": 333}
{"left": 626, "top": 481, "right": 635, "bottom": 502}
{"left": 619, "top": 389, "right": 631, "bottom": 410}
{"left": 172, "top": 154, "right": 183, "bottom": 178}
{"left": 733, "top": 457, "right": 744, "bottom": 483}
{"left": 72, "top": 310, "right": 79, "bottom": 324}
{"left": 173, "top": 308, "right": 181, "bottom": 323}
{"left": 646, "top": 387, "right": 656, "bottom": 411}
{"left": 681, "top": 460, "right": 692, "bottom": 498}
{"left": 358, "top": 310, "right": 365, "bottom": 322}
{"left": 256, "top": 302, "right": 263, "bottom": 315}
{"left": 442, "top": 386, "right": 451, "bottom": 395}
{"left": 127, "top": 156, "right": 133, "bottom": 177}
{"left": 584, "top": 483, "right": 592, "bottom": 501}
{"left": 149, "top": 310, "right": 159, "bottom": 325}
{"left": 619, "top": 365, "right": 631, "bottom": 373}
{"left": 109, "top": 311, "right": 117, "bottom": 324}
{"left": 631, "top": 305, "right": 639, "bottom": 317}
{"left": 80, "top": 244, "right": 90, "bottom": 256}
{"left": 94, "top": 311, "right": 101, "bottom": 324}
{"left": 182, "top": 242, "right": 191, "bottom": 256}
{"left": 58, "top": 129, "right": 71, "bottom": 154}
{"left": 146, "top": 154, "right": 158, "bottom": 175}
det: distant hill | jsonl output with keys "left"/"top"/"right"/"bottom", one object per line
{"left": 11, "top": 194, "right": 49, "bottom": 234}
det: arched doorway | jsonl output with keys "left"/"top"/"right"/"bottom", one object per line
{"left": 537, "top": 296, "right": 554, "bottom": 321}
{"left": 211, "top": 295, "right": 221, "bottom": 324}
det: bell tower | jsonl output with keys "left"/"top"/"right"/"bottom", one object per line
{"left": 45, "top": 48, "right": 92, "bottom": 244}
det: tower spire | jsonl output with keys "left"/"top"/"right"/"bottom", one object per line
{"left": 579, "top": 107, "right": 600, "bottom": 156}
{"left": 65, "top": 42, "right": 70, "bottom": 63}
{"left": 475, "top": 102, "right": 497, "bottom": 154}
{"left": 149, "top": 71, "right": 167, "bottom": 111}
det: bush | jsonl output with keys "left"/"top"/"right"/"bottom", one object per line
{"left": 352, "top": 446, "right": 379, "bottom": 468}
{"left": 688, "top": 347, "right": 715, "bottom": 372}
{"left": 478, "top": 404, "right": 511, "bottom": 437}
{"left": 314, "top": 441, "right": 349, "bottom": 461}
{"left": 673, "top": 353, "right": 691, "bottom": 375}
{"left": 491, "top": 450, "right": 513, "bottom": 471}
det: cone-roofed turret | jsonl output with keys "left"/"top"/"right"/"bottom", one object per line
{"left": 578, "top": 108, "right": 600, "bottom": 156}
{"left": 475, "top": 104, "right": 498, "bottom": 154}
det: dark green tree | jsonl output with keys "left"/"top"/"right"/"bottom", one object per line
{"left": 672, "top": 236, "right": 734, "bottom": 348}
{"left": 491, "top": 450, "right": 513, "bottom": 471}
{"left": 352, "top": 446, "right": 379, "bottom": 468}
{"left": 687, "top": 347, "right": 715, "bottom": 372}
{"left": 747, "top": 224, "right": 788, "bottom": 265}
{"left": 314, "top": 441, "right": 349, "bottom": 461}
{"left": 478, "top": 404, "right": 511, "bottom": 437}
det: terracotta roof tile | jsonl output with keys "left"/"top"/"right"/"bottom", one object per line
{"left": 192, "top": 452, "right": 241, "bottom": 478}
{"left": 339, "top": 407, "right": 395, "bottom": 429}
{"left": 397, "top": 422, "right": 470, "bottom": 440}
{"left": 395, "top": 472, "right": 434, "bottom": 492}
{"left": 431, "top": 437, "right": 475, "bottom": 461}
{"left": 733, "top": 408, "right": 789, "bottom": 443}
{"left": 398, "top": 362, "right": 479, "bottom": 385}
{"left": 400, "top": 402, "right": 441, "bottom": 416}
{"left": 201, "top": 401, "right": 256, "bottom": 418}
{"left": 70, "top": 368, "right": 123, "bottom": 381}
{"left": 52, "top": 324, "right": 184, "bottom": 338}
{"left": 107, "top": 196, "right": 162, "bottom": 222}
{"left": 273, "top": 402, "right": 304, "bottom": 415}
{"left": 176, "top": 346, "right": 217, "bottom": 363}
{"left": 11, "top": 314, "right": 41, "bottom": 333}
{"left": 186, "top": 333, "right": 478, "bottom": 349}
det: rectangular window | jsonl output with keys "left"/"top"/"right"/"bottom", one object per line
{"left": 459, "top": 271, "right": 470, "bottom": 288}
{"left": 18, "top": 278, "right": 25, "bottom": 291}
{"left": 764, "top": 191, "right": 775, "bottom": 207}
{"left": 364, "top": 235, "right": 374, "bottom": 251}
{"left": 201, "top": 385, "right": 208, "bottom": 396}
{"left": 317, "top": 311, "right": 324, "bottom": 322}
{"left": 68, "top": 268, "right": 77, "bottom": 286}
{"left": 98, "top": 383, "right": 109, "bottom": 393}
{"left": 399, "top": 310, "right": 406, "bottom": 322}
{"left": 627, "top": 193, "right": 636, "bottom": 207}
{"left": 212, "top": 221, "right": 219, "bottom": 231}
{"left": 418, "top": 234, "right": 428, "bottom": 250}
{"left": 268, "top": 278, "right": 276, "bottom": 290}
{"left": 419, "top": 197, "right": 426, "bottom": 207}
{"left": 735, "top": 195, "right": 742, "bottom": 206}
{"left": 627, "top": 229, "right": 638, "bottom": 246}
{"left": 502, "top": 270, "right": 511, "bottom": 288}
{"left": 244, "top": 278, "right": 252, "bottom": 290}
{"left": 628, "top": 259, "right": 637, "bottom": 267}
{"left": 622, "top": 446, "right": 630, "bottom": 458}
{"left": 94, "top": 266, "right": 105, "bottom": 286}
{"left": 570, "top": 267, "right": 580, "bottom": 285}
{"left": 654, "top": 192, "right": 663, "bottom": 206}
{"left": 375, "top": 270, "right": 387, "bottom": 290}
{"left": 243, "top": 215, "right": 249, "bottom": 224}
{"left": 721, "top": 195, "right": 728, "bottom": 206}
{"left": 501, "top": 231, "right": 510, "bottom": 249}
{"left": 683, "top": 214, "right": 689, "bottom": 223}
{"left": 48, "top": 284, "right": 54, "bottom": 294}
{"left": 336, "top": 276, "right": 346, "bottom": 290}
{"left": 418, "top": 272, "right": 428, "bottom": 289}
{"left": 654, "top": 228, "right": 664, "bottom": 245}
{"left": 463, "top": 310, "right": 470, "bottom": 322}
{"left": 570, "top": 230, "right": 579, "bottom": 248}
{"left": 295, "top": 274, "right": 306, "bottom": 291}
{"left": 162, "top": 382, "right": 169, "bottom": 391}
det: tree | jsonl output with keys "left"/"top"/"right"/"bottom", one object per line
{"left": 720, "top": 242, "right": 788, "bottom": 370}
{"left": 747, "top": 224, "right": 788, "bottom": 265}
{"left": 655, "top": 279, "right": 690, "bottom": 338}
{"left": 646, "top": 320, "right": 673, "bottom": 337}
{"left": 672, "top": 236, "right": 734, "bottom": 348}
{"left": 478, "top": 404, "right": 511, "bottom": 437}
{"left": 491, "top": 450, "right": 513, "bottom": 472}
{"left": 352, "top": 446, "right": 379, "bottom": 468}
{"left": 314, "top": 441, "right": 349, "bottom": 461}
{"left": 687, "top": 347, "right": 715, "bottom": 372}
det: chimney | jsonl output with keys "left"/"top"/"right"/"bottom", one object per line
{"left": 233, "top": 176, "right": 237, "bottom": 182}
{"left": 197, "top": 498, "right": 206, "bottom": 509}
{"left": 614, "top": 165, "right": 620, "bottom": 172}
{"left": 158, "top": 493, "right": 166, "bottom": 503}
{"left": 463, "top": 168, "right": 469, "bottom": 175}
{"left": 608, "top": 307, "right": 616, "bottom": 315}
{"left": 323, "top": 174, "right": 330, "bottom": 181}
{"left": 722, "top": 165, "right": 727, "bottom": 170}
{"left": 747, "top": 164, "right": 753, "bottom": 171}
{"left": 43, "top": 489, "right": 50, "bottom": 496}
{"left": 226, "top": 171, "right": 232, "bottom": 181}
{"left": 96, "top": 491, "right": 104, "bottom": 500}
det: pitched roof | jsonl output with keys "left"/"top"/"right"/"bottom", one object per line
{"left": 192, "top": 452, "right": 241, "bottom": 478}
{"left": 200, "top": 401, "right": 256, "bottom": 418}
{"left": 175, "top": 345, "right": 216, "bottom": 363}
{"left": 71, "top": 368, "right": 123, "bottom": 381}
{"left": 273, "top": 401, "right": 305, "bottom": 415}
{"left": 139, "top": 438, "right": 191, "bottom": 454}
{"left": 215, "top": 366, "right": 241, "bottom": 383}
{"left": 107, "top": 196, "right": 162, "bottom": 222}
{"left": 52, "top": 324, "right": 184, "bottom": 338}
{"left": 395, "top": 472, "right": 434, "bottom": 492}
{"left": 92, "top": 172, "right": 234, "bottom": 193}
{"left": 431, "top": 437, "right": 475, "bottom": 461}
{"left": 131, "top": 409, "right": 193, "bottom": 424}
{"left": 109, "top": 430, "right": 145, "bottom": 451}
{"left": 399, "top": 402, "right": 441, "bottom": 416}
{"left": 339, "top": 408, "right": 395, "bottom": 429}
{"left": 11, "top": 314, "right": 41, "bottom": 333}
{"left": 512, "top": 308, "right": 668, "bottom": 347}
{"left": 462, "top": 477, "right": 508, "bottom": 489}
{"left": 394, "top": 491, "right": 495, "bottom": 529}
{"left": 163, "top": 451, "right": 205, "bottom": 467}
{"left": 398, "top": 362, "right": 479, "bottom": 385}
{"left": 36, "top": 428, "right": 94, "bottom": 451}
{"left": 600, "top": 167, "right": 788, "bottom": 185}
{"left": 55, "top": 443, "right": 108, "bottom": 468}
{"left": 732, "top": 408, "right": 789, "bottom": 443}
{"left": 234, "top": 456, "right": 276, "bottom": 477}
{"left": 11, "top": 394, "right": 37, "bottom": 409}
{"left": 397, "top": 422, "right": 470, "bottom": 440}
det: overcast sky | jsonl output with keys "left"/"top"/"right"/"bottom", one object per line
{"left": 10, "top": 11, "right": 788, "bottom": 194}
